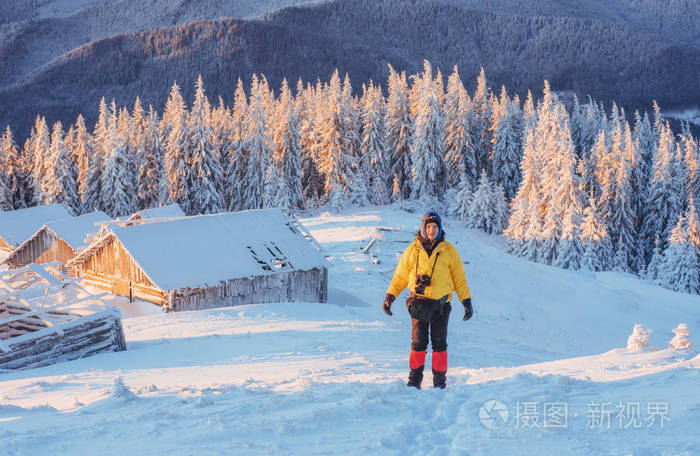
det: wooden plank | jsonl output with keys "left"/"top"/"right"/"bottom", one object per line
{"left": 0, "top": 308, "right": 126, "bottom": 370}
{"left": 0, "top": 293, "right": 109, "bottom": 327}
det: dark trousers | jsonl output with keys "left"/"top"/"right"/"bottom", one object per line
{"left": 411, "top": 302, "right": 451, "bottom": 353}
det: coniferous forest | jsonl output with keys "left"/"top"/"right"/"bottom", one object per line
{"left": 1, "top": 62, "right": 699, "bottom": 295}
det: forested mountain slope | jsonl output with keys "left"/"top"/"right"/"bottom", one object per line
{"left": 1, "top": 0, "right": 698, "bottom": 139}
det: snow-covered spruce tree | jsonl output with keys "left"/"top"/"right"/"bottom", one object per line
{"left": 539, "top": 97, "right": 584, "bottom": 265}
{"left": 581, "top": 130, "right": 605, "bottom": 199}
{"left": 633, "top": 111, "right": 656, "bottom": 179}
{"left": 644, "top": 237, "right": 664, "bottom": 280}
{"left": 138, "top": 106, "right": 166, "bottom": 210}
{"left": 687, "top": 195, "right": 700, "bottom": 248}
{"left": 164, "top": 82, "right": 190, "bottom": 214}
{"left": 30, "top": 116, "right": 51, "bottom": 200}
{"left": 490, "top": 89, "right": 522, "bottom": 200}
{"left": 83, "top": 98, "right": 110, "bottom": 212}
{"left": 449, "top": 172, "right": 472, "bottom": 223}
{"left": 579, "top": 195, "right": 611, "bottom": 271}
{"left": 0, "top": 128, "right": 12, "bottom": 211}
{"left": 443, "top": 66, "right": 469, "bottom": 190}
{"left": 299, "top": 80, "right": 327, "bottom": 208}
{"left": 471, "top": 67, "right": 491, "bottom": 174}
{"left": 116, "top": 105, "right": 139, "bottom": 200}
{"left": 504, "top": 128, "right": 540, "bottom": 256}
{"left": 222, "top": 78, "right": 248, "bottom": 211}
{"left": 682, "top": 132, "right": 700, "bottom": 202}
{"left": 0, "top": 126, "right": 20, "bottom": 210}
{"left": 210, "top": 97, "right": 231, "bottom": 199}
{"left": 532, "top": 83, "right": 563, "bottom": 264}
{"left": 410, "top": 61, "right": 447, "bottom": 207}
{"left": 71, "top": 114, "right": 93, "bottom": 213}
{"left": 645, "top": 122, "right": 683, "bottom": 253}
{"left": 187, "top": 75, "right": 224, "bottom": 215}
{"left": 521, "top": 90, "right": 537, "bottom": 143}
{"left": 657, "top": 214, "right": 700, "bottom": 294}
{"left": 361, "top": 81, "right": 389, "bottom": 205}
{"left": 385, "top": 65, "right": 413, "bottom": 200}
{"left": 467, "top": 169, "right": 493, "bottom": 232}
{"left": 554, "top": 204, "right": 582, "bottom": 270}
{"left": 243, "top": 75, "right": 275, "bottom": 210}
{"left": 317, "top": 72, "right": 353, "bottom": 212}
{"left": 42, "top": 122, "right": 80, "bottom": 215}
{"left": 101, "top": 118, "right": 137, "bottom": 218}
{"left": 340, "top": 74, "right": 365, "bottom": 205}
{"left": 273, "top": 79, "right": 304, "bottom": 211}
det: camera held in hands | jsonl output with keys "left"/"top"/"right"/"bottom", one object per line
{"left": 414, "top": 274, "right": 431, "bottom": 294}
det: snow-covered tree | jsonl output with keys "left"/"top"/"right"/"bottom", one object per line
{"left": 164, "top": 82, "right": 189, "bottom": 213}
{"left": 467, "top": 169, "right": 493, "bottom": 232}
{"left": 361, "top": 81, "right": 389, "bottom": 205}
{"left": 272, "top": 79, "right": 304, "bottom": 211}
{"left": 101, "top": 116, "right": 137, "bottom": 218}
{"left": 30, "top": 116, "right": 51, "bottom": 200}
{"left": 554, "top": 204, "right": 582, "bottom": 270}
{"left": 579, "top": 195, "right": 612, "bottom": 271}
{"left": 70, "top": 115, "right": 92, "bottom": 213}
{"left": 626, "top": 324, "right": 652, "bottom": 352}
{"left": 317, "top": 72, "right": 353, "bottom": 211}
{"left": 42, "top": 122, "right": 80, "bottom": 214}
{"left": 243, "top": 75, "right": 275, "bottom": 210}
{"left": 669, "top": 324, "right": 692, "bottom": 351}
{"left": 657, "top": 214, "right": 700, "bottom": 294}
{"left": 449, "top": 172, "right": 472, "bottom": 223}
{"left": 490, "top": 89, "right": 522, "bottom": 200}
{"left": 385, "top": 65, "right": 413, "bottom": 200}
{"left": 471, "top": 67, "right": 491, "bottom": 173}
{"left": 0, "top": 127, "right": 13, "bottom": 210}
{"left": 0, "top": 126, "right": 22, "bottom": 210}
{"left": 138, "top": 106, "right": 167, "bottom": 209}
{"left": 505, "top": 128, "right": 540, "bottom": 256}
{"left": 645, "top": 122, "right": 683, "bottom": 252}
{"left": 410, "top": 61, "right": 447, "bottom": 206}
{"left": 187, "top": 75, "right": 224, "bottom": 214}
{"left": 443, "top": 66, "right": 469, "bottom": 189}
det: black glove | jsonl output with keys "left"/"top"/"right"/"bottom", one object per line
{"left": 383, "top": 293, "right": 396, "bottom": 316}
{"left": 462, "top": 298, "right": 473, "bottom": 321}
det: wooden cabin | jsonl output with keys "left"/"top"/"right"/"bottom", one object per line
{"left": 67, "top": 209, "right": 328, "bottom": 312}
{"left": 3, "top": 211, "right": 110, "bottom": 270}
{"left": 0, "top": 204, "right": 70, "bottom": 252}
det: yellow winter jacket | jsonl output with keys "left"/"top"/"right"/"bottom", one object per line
{"left": 387, "top": 238, "right": 471, "bottom": 303}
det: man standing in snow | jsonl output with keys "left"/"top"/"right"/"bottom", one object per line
{"left": 383, "top": 212, "right": 473, "bottom": 389}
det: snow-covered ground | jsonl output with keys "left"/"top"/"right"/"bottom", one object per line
{"left": 1, "top": 206, "right": 699, "bottom": 455}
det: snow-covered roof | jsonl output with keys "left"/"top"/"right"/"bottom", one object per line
{"left": 130, "top": 204, "right": 185, "bottom": 220}
{"left": 0, "top": 204, "right": 71, "bottom": 247}
{"left": 45, "top": 211, "right": 111, "bottom": 248}
{"left": 78, "top": 209, "right": 327, "bottom": 291}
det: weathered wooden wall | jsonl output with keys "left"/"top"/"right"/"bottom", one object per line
{"left": 77, "top": 236, "right": 163, "bottom": 304}
{"left": 0, "top": 308, "right": 127, "bottom": 371}
{"left": 167, "top": 267, "right": 328, "bottom": 312}
{"left": 82, "top": 271, "right": 166, "bottom": 305}
{"left": 7, "top": 230, "right": 76, "bottom": 269}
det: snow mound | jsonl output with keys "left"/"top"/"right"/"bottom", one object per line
{"left": 111, "top": 377, "right": 137, "bottom": 402}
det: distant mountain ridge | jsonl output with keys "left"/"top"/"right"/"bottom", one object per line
{"left": 1, "top": 0, "right": 699, "bottom": 138}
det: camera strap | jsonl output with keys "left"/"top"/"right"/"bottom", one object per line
{"left": 415, "top": 250, "right": 440, "bottom": 282}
